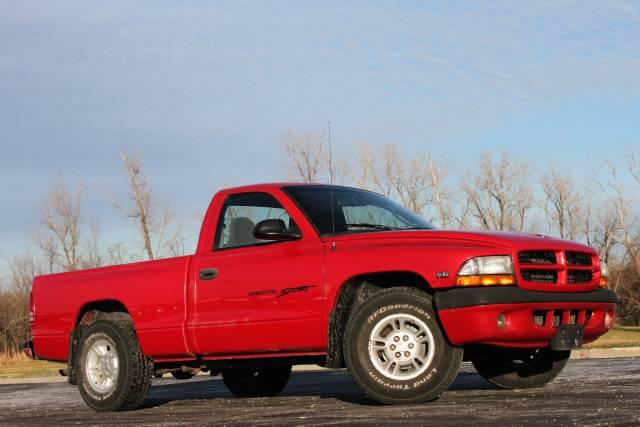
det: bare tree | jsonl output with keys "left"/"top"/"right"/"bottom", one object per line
{"left": 331, "top": 157, "right": 352, "bottom": 185}
{"left": 355, "top": 144, "right": 374, "bottom": 190}
{"left": 1, "top": 253, "right": 43, "bottom": 355}
{"left": 358, "top": 144, "right": 430, "bottom": 215}
{"left": 628, "top": 147, "right": 640, "bottom": 185}
{"left": 625, "top": 147, "right": 640, "bottom": 273}
{"left": 378, "top": 144, "right": 404, "bottom": 199}
{"left": 36, "top": 181, "right": 85, "bottom": 272}
{"left": 590, "top": 205, "right": 620, "bottom": 262}
{"left": 590, "top": 148, "right": 640, "bottom": 323}
{"left": 596, "top": 156, "right": 640, "bottom": 276}
{"left": 80, "top": 221, "right": 106, "bottom": 270}
{"left": 355, "top": 144, "right": 474, "bottom": 227}
{"left": 361, "top": 144, "right": 405, "bottom": 199}
{"left": 118, "top": 152, "right": 183, "bottom": 260}
{"left": 281, "top": 129, "right": 326, "bottom": 182}
{"left": 121, "top": 152, "right": 154, "bottom": 259}
{"left": 166, "top": 232, "right": 187, "bottom": 258}
{"left": 7, "top": 253, "right": 42, "bottom": 296}
{"left": 425, "top": 155, "right": 470, "bottom": 229}
{"left": 105, "top": 242, "right": 133, "bottom": 265}
{"left": 80, "top": 221, "right": 132, "bottom": 269}
{"left": 401, "top": 156, "right": 430, "bottom": 215}
{"left": 514, "top": 183, "right": 535, "bottom": 233}
{"left": 0, "top": 290, "right": 28, "bottom": 355}
{"left": 541, "top": 168, "right": 583, "bottom": 240}
{"left": 464, "top": 152, "right": 534, "bottom": 232}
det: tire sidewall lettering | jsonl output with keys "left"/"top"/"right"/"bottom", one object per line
{"left": 367, "top": 366, "right": 439, "bottom": 390}
{"left": 367, "top": 304, "right": 430, "bottom": 324}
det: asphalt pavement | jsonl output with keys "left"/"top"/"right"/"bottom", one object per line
{"left": 1, "top": 358, "right": 638, "bottom": 426}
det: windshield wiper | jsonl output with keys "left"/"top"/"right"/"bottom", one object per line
{"left": 336, "top": 223, "right": 398, "bottom": 231}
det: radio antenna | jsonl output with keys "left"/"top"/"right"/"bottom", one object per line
{"left": 328, "top": 121, "right": 336, "bottom": 249}
{"left": 328, "top": 121, "right": 334, "bottom": 185}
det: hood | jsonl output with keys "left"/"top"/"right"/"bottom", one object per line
{"left": 329, "top": 229, "right": 596, "bottom": 255}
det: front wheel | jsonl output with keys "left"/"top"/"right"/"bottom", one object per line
{"left": 221, "top": 366, "right": 292, "bottom": 397}
{"left": 472, "top": 348, "right": 570, "bottom": 389}
{"left": 76, "top": 318, "right": 154, "bottom": 412}
{"left": 344, "top": 287, "right": 462, "bottom": 405}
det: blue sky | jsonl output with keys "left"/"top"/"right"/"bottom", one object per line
{"left": 0, "top": 1, "right": 639, "bottom": 266}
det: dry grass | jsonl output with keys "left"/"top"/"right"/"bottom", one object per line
{"left": 585, "top": 326, "right": 640, "bottom": 349}
{"left": 0, "top": 353, "right": 64, "bottom": 379}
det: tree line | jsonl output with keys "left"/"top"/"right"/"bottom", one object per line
{"left": 0, "top": 152, "right": 185, "bottom": 356}
{"left": 1, "top": 135, "right": 638, "bottom": 356}
{"left": 283, "top": 129, "right": 640, "bottom": 325}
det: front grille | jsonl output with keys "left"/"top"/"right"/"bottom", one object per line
{"left": 518, "top": 251, "right": 556, "bottom": 264}
{"left": 518, "top": 249, "right": 597, "bottom": 286}
{"left": 521, "top": 270, "right": 558, "bottom": 283}
{"left": 566, "top": 251, "right": 593, "bottom": 266}
{"left": 568, "top": 270, "right": 593, "bottom": 283}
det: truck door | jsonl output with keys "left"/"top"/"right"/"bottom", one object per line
{"left": 190, "top": 191, "right": 324, "bottom": 355}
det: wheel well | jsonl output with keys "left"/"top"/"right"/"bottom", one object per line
{"left": 325, "top": 271, "right": 432, "bottom": 369}
{"left": 76, "top": 300, "right": 130, "bottom": 326}
{"left": 67, "top": 300, "right": 131, "bottom": 386}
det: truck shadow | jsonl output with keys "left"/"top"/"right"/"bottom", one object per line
{"left": 141, "top": 370, "right": 495, "bottom": 409}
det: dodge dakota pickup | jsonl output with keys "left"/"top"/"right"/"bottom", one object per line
{"left": 26, "top": 183, "right": 617, "bottom": 411}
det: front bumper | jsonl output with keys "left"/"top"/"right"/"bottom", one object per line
{"left": 434, "top": 287, "right": 617, "bottom": 348}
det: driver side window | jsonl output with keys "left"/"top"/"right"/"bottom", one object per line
{"left": 215, "top": 192, "right": 298, "bottom": 249}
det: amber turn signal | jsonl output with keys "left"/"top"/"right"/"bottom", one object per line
{"left": 599, "top": 259, "right": 609, "bottom": 288}
{"left": 455, "top": 274, "right": 515, "bottom": 286}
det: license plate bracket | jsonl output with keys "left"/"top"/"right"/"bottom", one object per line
{"left": 550, "top": 324, "right": 584, "bottom": 350}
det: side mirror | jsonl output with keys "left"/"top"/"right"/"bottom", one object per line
{"left": 253, "top": 219, "right": 301, "bottom": 241}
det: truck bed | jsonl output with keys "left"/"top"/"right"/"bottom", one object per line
{"left": 31, "top": 256, "right": 192, "bottom": 361}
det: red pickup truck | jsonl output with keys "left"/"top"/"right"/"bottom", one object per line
{"left": 27, "top": 183, "right": 617, "bottom": 411}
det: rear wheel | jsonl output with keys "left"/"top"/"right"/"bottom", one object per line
{"left": 472, "top": 348, "right": 570, "bottom": 389}
{"left": 221, "top": 366, "right": 292, "bottom": 397}
{"left": 344, "top": 287, "right": 462, "bottom": 405}
{"left": 76, "top": 319, "right": 153, "bottom": 412}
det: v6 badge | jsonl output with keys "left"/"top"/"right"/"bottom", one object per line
{"left": 435, "top": 271, "right": 449, "bottom": 279}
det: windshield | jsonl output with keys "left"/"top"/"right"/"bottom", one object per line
{"left": 284, "top": 186, "right": 434, "bottom": 235}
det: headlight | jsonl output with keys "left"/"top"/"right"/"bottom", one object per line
{"left": 456, "top": 256, "right": 515, "bottom": 286}
{"left": 599, "top": 260, "right": 609, "bottom": 288}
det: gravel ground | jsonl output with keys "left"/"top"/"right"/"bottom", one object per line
{"left": 0, "top": 358, "right": 638, "bottom": 426}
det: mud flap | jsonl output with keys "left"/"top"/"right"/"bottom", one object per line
{"left": 67, "top": 329, "right": 79, "bottom": 385}
{"left": 550, "top": 325, "right": 584, "bottom": 350}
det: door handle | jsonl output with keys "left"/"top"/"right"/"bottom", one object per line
{"left": 199, "top": 268, "right": 218, "bottom": 281}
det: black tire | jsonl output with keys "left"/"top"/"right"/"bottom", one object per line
{"left": 76, "top": 319, "right": 153, "bottom": 412}
{"left": 221, "top": 366, "right": 292, "bottom": 397}
{"left": 472, "top": 348, "right": 570, "bottom": 389}
{"left": 171, "top": 370, "right": 194, "bottom": 380}
{"left": 344, "top": 287, "right": 462, "bottom": 405}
